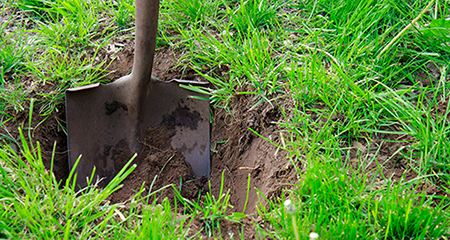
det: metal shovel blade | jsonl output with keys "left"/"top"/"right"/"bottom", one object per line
{"left": 66, "top": 78, "right": 210, "bottom": 189}
{"left": 65, "top": 0, "right": 210, "bottom": 189}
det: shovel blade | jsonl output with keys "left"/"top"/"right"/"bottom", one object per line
{"left": 65, "top": 79, "right": 210, "bottom": 189}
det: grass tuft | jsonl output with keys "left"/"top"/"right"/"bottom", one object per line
{"left": 228, "top": 0, "right": 283, "bottom": 34}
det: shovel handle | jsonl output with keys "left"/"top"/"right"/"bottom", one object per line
{"left": 132, "top": 0, "right": 160, "bottom": 86}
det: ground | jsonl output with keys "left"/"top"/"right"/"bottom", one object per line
{"left": 1, "top": 1, "right": 450, "bottom": 239}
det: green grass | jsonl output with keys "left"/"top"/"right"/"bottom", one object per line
{"left": 106, "top": 0, "right": 135, "bottom": 29}
{"left": 163, "top": 0, "right": 222, "bottom": 28}
{"left": 1, "top": 0, "right": 450, "bottom": 238}
{"left": 0, "top": 125, "right": 193, "bottom": 239}
{"left": 228, "top": 0, "right": 283, "bottom": 34}
{"left": 257, "top": 157, "right": 449, "bottom": 239}
{"left": 172, "top": 170, "right": 247, "bottom": 238}
{"left": 0, "top": 20, "right": 29, "bottom": 84}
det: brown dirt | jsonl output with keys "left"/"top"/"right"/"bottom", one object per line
{"left": 209, "top": 96, "right": 294, "bottom": 216}
{"left": 0, "top": 104, "right": 69, "bottom": 184}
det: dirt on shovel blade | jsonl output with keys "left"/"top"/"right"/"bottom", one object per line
{"left": 106, "top": 124, "right": 209, "bottom": 203}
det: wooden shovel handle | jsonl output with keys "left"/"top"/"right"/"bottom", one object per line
{"left": 131, "top": 0, "right": 160, "bottom": 86}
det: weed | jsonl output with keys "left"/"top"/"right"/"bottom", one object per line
{"left": 162, "top": 0, "right": 222, "bottom": 28}
{"left": 173, "top": 171, "right": 241, "bottom": 238}
{"left": 0, "top": 33, "right": 29, "bottom": 83}
{"left": 108, "top": 0, "right": 135, "bottom": 30}
{"left": 228, "top": 0, "right": 283, "bottom": 34}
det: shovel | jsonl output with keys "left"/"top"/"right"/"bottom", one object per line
{"left": 65, "top": 0, "right": 210, "bottom": 189}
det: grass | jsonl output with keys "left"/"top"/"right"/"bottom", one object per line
{"left": 1, "top": 0, "right": 450, "bottom": 239}
{"left": 228, "top": 0, "right": 283, "bottom": 34}
{"left": 173, "top": 171, "right": 240, "bottom": 238}
{"left": 0, "top": 128, "right": 193, "bottom": 239}
{"left": 0, "top": 17, "right": 29, "bottom": 84}
{"left": 259, "top": 157, "right": 449, "bottom": 239}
